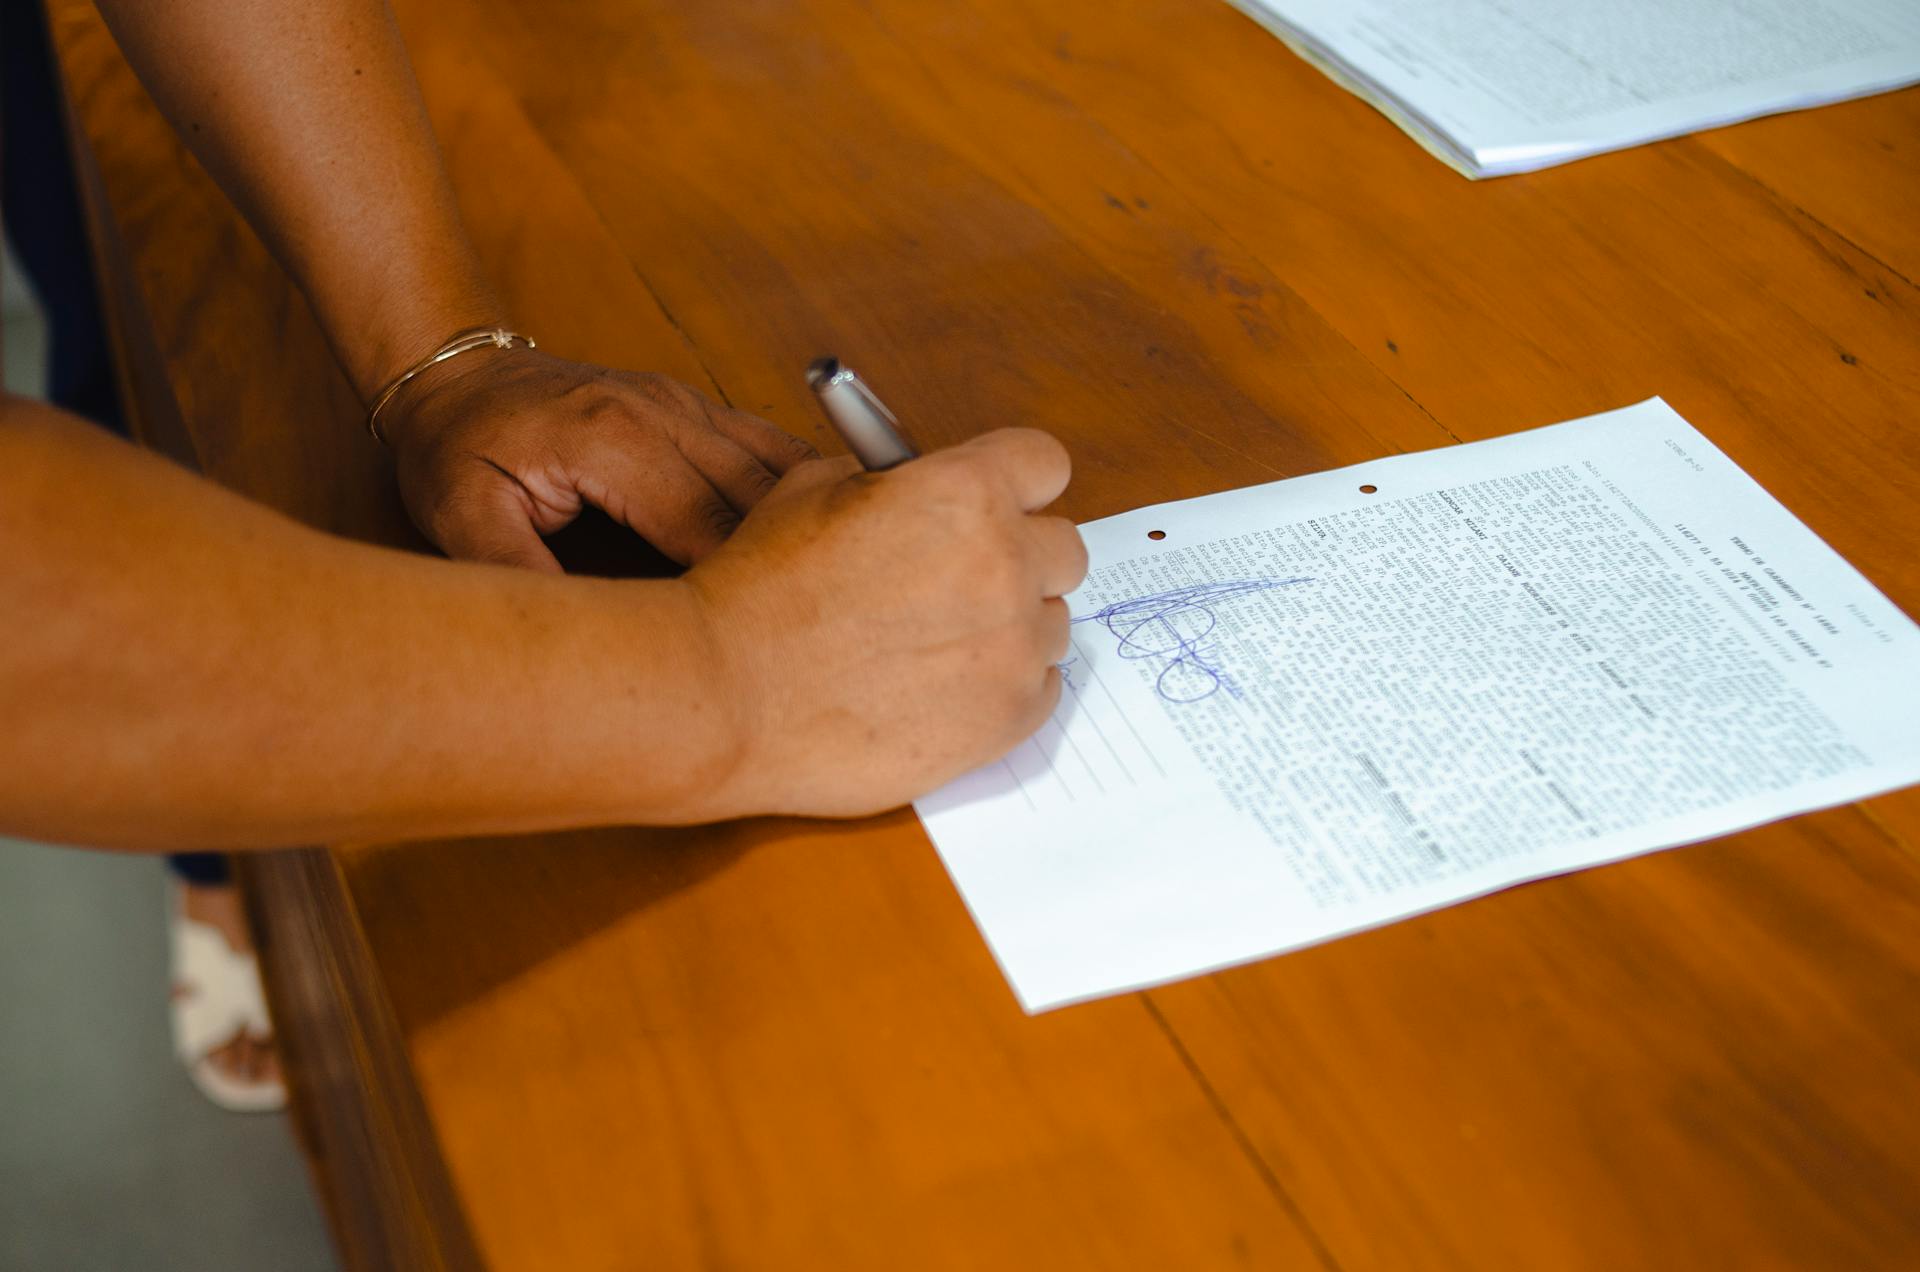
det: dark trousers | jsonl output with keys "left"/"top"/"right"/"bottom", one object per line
{"left": 4, "top": 0, "right": 228, "bottom": 887}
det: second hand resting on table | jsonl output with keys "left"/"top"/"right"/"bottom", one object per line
{"left": 382, "top": 342, "right": 824, "bottom": 572}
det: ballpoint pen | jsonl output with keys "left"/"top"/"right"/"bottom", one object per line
{"left": 806, "top": 356, "right": 919, "bottom": 471}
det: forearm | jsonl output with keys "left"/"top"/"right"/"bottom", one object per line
{"left": 1, "top": 397, "right": 739, "bottom": 850}
{"left": 92, "top": 0, "right": 498, "bottom": 400}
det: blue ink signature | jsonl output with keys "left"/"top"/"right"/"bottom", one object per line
{"left": 1071, "top": 578, "right": 1309, "bottom": 703}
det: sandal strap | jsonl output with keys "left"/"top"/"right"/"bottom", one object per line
{"left": 170, "top": 917, "right": 272, "bottom": 1062}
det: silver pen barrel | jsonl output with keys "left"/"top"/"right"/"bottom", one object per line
{"left": 807, "top": 357, "right": 918, "bottom": 471}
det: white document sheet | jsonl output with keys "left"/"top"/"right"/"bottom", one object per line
{"left": 1228, "top": 0, "right": 1920, "bottom": 175}
{"left": 915, "top": 400, "right": 1920, "bottom": 1011}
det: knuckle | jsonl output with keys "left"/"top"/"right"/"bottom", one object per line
{"left": 1035, "top": 597, "right": 1069, "bottom": 640}
{"left": 781, "top": 431, "right": 823, "bottom": 461}
{"left": 1036, "top": 671, "right": 1063, "bottom": 717}
{"left": 556, "top": 365, "right": 616, "bottom": 401}
{"left": 701, "top": 496, "right": 741, "bottom": 539}
{"left": 745, "top": 463, "right": 780, "bottom": 499}
{"left": 917, "top": 455, "right": 995, "bottom": 511}
{"left": 1000, "top": 427, "right": 1071, "bottom": 482}
{"left": 631, "top": 372, "right": 700, "bottom": 412}
{"left": 1061, "top": 524, "right": 1091, "bottom": 582}
{"left": 573, "top": 390, "right": 637, "bottom": 426}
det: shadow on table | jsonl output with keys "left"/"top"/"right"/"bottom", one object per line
{"left": 338, "top": 816, "right": 807, "bottom": 1032}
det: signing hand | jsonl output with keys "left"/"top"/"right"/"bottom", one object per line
{"left": 684, "top": 429, "right": 1089, "bottom": 819}
{"left": 380, "top": 346, "right": 819, "bottom": 571}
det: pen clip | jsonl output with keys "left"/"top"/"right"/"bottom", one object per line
{"left": 840, "top": 372, "right": 900, "bottom": 427}
{"left": 806, "top": 356, "right": 918, "bottom": 471}
{"left": 808, "top": 357, "right": 896, "bottom": 423}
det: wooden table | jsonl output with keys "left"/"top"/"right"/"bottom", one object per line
{"left": 48, "top": 0, "right": 1920, "bottom": 1266}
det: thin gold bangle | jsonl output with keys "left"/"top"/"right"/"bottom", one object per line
{"left": 366, "top": 327, "right": 537, "bottom": 446}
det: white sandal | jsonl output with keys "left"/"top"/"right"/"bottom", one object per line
{"left": 168, "top": 886, "right": 287, "bottom": 1113}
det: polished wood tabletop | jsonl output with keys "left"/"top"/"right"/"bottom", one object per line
{"left": 49, "top": 0, "right": 1920, "bottom": 1266}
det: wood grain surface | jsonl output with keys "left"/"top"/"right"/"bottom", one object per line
{"left": 46, "top": 0, "right": 1920, "bottom": 1266}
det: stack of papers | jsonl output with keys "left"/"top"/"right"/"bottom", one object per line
{"left": 916, "top": 401, "right": 1920, "bottom": 1011}
{"left": 1228, "top": 0, "right": 1920, "bottom": 176}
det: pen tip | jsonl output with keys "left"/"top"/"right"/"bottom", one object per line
{"left": 806, "top": 356, "right": 841, "bottom": 389}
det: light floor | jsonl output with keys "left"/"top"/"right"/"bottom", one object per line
{"left": 2, "top": 248, "right": 337, "bottom": 1271}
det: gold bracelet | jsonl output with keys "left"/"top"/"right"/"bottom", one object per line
{"left": 366, "top": 327, "right": 537, "bottom": 446}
